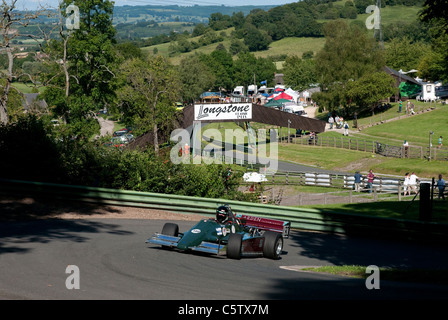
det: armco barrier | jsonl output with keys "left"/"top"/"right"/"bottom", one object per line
{"left": 1, "top": 178, "right": 447, "bottom": 243}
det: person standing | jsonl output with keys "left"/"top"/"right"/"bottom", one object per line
{"left": 367, "top": 169, "right": 375, "bottom": 193}
{"left": 438, "top": 136, "right": 443, "bottom": 149}
{"left": 354, "top": 171, "right": 362, "bottom": 192}
{"left": 328, "top": 116, "right": 334, "bottom": 129}
{"left": 398, "top": 99, "right": 402, "bottom": 113}
{"left": 409, "top": 172, "right": 419, "bottom": 195}
{"left": 343, "top": 121, "right": 349, "bottom": 136}
{"left": 437, "top": 174, "right": 445, "bottom": 200}
{"left": 403, "top": 172, "right": 410, "bottom": 196}
{"left": 403, "top": 140, "right": 409, "bottom": 158}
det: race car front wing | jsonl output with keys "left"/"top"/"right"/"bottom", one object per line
{"left": 146, "top": 233, "right": 226, "bottom": 255}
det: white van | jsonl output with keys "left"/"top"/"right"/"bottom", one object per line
{"left": 233, "top": 86, "right": 245, "bottom": 96}
{"left": 247, "top": 85, "right": 257, "bottom": 96}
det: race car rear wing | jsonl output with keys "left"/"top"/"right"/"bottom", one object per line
{"left": 236, "top": 214, "right": 290, "bottom": 238}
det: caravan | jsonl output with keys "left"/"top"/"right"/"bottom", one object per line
{"left": 247, "top": 85, "right": 257, "bottom": 96}
{"left": 232, "top": 86, "right": 245, "bottom": 96}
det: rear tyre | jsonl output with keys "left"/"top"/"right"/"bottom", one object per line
{"left": 263, "top": 231, "right": 283, "bottom": 260}
{"left": 227, "top": 233, "right": 243, "bottom": 259}
{"left": 162, "top": 223, "right": 179, "bottom": 236}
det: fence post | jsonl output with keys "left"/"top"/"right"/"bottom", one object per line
{"left": 349, "top": 190, "right": 353, "bottom": 203}
{"left": 374, "top": 188, "right": 377, "bottom": 201}
{"left": 398, "top": 185, "right": 402, "bottom": 201}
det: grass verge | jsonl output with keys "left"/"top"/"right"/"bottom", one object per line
{"left": 302, "top": 265, "right": 448, "bottom": 285}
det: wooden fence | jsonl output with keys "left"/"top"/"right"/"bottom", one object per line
{"left": 288, "top": 135, "right": 448, "bottom": 161}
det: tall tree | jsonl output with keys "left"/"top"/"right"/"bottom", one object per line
{"left": 177, "top": 56, "right": 215, "bottom": 104}
{"left": 346, "top": 71, "right": 396, "bottom": 114}
{"left": 42, "top": 0, "right": 117, "bottom": 137}
{"left": 282, "top": 55, "right": 317, "bottom": 91}
{"left": 0, "top": 0, "right": 46, "bottom": 124}
{"left": 118, "top": 56, "right": 180, "bottom": 155}
{"left": 314, "top": 20, "right": 385, "bottom": 111}
{"left": 419, "top": 0, "right": 448, "bottom": 82}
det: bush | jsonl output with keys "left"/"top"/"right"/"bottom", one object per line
{"left": 0, "top": 116, "right": 254, "bottom": 202}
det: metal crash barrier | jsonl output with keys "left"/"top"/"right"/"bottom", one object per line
{"left": 1, "top": 178, "right": 447, "bottom": 243}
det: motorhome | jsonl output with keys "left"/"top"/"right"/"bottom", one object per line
{"left": 232, "top": 86, "right": 245, "bottom": 96}
{"left": 247, "top": 85, "right": 257, "bottom": 96}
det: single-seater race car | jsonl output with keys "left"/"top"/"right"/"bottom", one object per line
{"left": 146, "top": 205, "right": 290, "bottom": 260}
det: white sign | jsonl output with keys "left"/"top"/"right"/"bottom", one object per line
{"left": 194, "top": 103, "right": 252, "bottom": 121}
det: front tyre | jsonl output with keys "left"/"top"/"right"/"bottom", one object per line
{"left": 227, "top": 233, "right": 243, "bottom": 259}
{"left": 263, "top": 231, "right": 283, "bottom": 260}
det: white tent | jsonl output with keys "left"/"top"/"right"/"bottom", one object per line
{"left": 285, "top": 88, "right": 300, "bottom": 103}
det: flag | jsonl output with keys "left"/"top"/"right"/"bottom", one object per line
{"left": 260, "top": 80, "right": 267, "bottom": 85}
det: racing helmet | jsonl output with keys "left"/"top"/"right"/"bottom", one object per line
{"left": 216, "top": 205, "right": 230, "bottom": 223}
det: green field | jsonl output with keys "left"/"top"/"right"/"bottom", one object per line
{"left": 198, "top": 102, "right": 448, "bottom": 180}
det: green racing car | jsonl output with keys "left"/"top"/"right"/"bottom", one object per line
{"left": 146, "top": 205, "right": 290, "bottom": 260}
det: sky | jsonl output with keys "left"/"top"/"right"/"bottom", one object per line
{"left": 19, "top": 0, "right": 299, "bottom": 11}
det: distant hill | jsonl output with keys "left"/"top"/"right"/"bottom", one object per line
{"left": 141, "top": 4, "right": 425, "bottom": 67}
{"left": 113, "top": 4, "right": 276, "bottom": 41}
{"left": 113, "top": 5, "right": 276, "bottom": 24}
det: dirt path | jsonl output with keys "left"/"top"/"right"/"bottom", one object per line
{"left": 98, "top": 117, "right": 115, "bottom": 137}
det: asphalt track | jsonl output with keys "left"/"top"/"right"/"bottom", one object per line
{"left": 1, "top": 218, "right": 448, "bottom": 300}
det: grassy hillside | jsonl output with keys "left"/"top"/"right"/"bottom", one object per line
{"left": 142, "top": 4, "right": 423, "bottom": 67}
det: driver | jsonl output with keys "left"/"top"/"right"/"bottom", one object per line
{"left": 216, "top": 205, "right": 231, "bottom": 224}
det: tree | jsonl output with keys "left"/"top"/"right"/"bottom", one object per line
{"left": 419, "top": 0, "right": 448, "bottom": 82}
{"left": 242, "top": 23, "right": 272, "bottom": 52}
{"left": 199, "top": 49, "right": 234, "bottom": 91}
{"left": 177, "top": 56, "right": 215, "bottom": 103}
{"left": 0, "top": 0, "right": 46, "bottom": 124}
{"left": 385, "top": 37, "right": 431, "bottom": 72}
{"left": 420, "top": 0, "right": 448, "bottom": 36}
{"left": 233, "top": 52, "right": 276, "bottom": 88}
{"left": 282, "top": 55, "right": 317, "bottom": 91}
{"left": 346, "top": 71, "right": 396, "bottom": 114}
{"left": 42, "top": 0, "right": 117, "bottom": 137}
{"left": 316, "top": 20, "right": 384, "bottom": 88}
{"left": 314, "top": 20, "right": 385, "bottom": 111}
{"left": 118, "top": 55, "right": 180, "bottom": 155}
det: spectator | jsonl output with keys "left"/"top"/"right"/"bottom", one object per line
{"left": 437, "top": 174, "right": 446, "bottom": 200}
{"left": 354, "top": 171, "right": 362, "bottom": 192}
{"left": 343, "top": 121, "right": 349, "bottom": 136}
{"left": 403, "top": 172, "right": 410, "bottom": 196}
{"left": 403, "top": 140, "right": 409, "bottom": 158}
{"left": 438, "top": 136, "right": 443, "bottom": 149}
{"left": 367, "top": 169, "right": 375, "bottom": 193}
{"left": 398, "top": 99, "right": 402, "bottom": 113}
{"left": 410, "top": 102, "right": 415, "bottom": 115}
{"left": 328, "top": 116, "right": 334, "bottom": 129}
{"left": 409, "top": 172, "right": 419, "bottom": 195}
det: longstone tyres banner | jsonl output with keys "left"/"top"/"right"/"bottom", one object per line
{"left": 194, "top": 103, "right": 252, "bottom": 121}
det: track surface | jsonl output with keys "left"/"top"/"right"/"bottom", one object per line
{"left": 1, "top": 218, "right": 448, "bottom": 300}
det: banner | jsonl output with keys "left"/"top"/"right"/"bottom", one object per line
{"left": 194, "top": 103, "right": 252, "bottom": 121}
